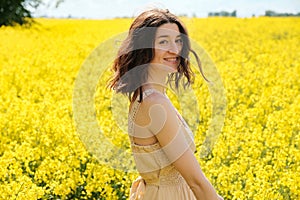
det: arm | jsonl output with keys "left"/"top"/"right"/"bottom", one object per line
{"left": 172, "top": 149, "right": 221, "bottom": 200}
{"left": 145, "top": 94, "right": 221, "bottom": 200}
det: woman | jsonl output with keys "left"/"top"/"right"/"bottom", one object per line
{"left": 109, "top": 8, "right": 223, "bottom": 200}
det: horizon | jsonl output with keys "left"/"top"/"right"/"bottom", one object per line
{"left": 32, "top": 0, "right": 300, "bottom": 19}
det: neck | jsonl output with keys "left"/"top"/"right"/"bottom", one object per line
{"left": 144, "top": 64, "right": 169, "bottom": 93}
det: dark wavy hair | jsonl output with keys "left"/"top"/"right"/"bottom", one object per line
{"left": 108, "top": 8, "right": 208, "bottom": 102}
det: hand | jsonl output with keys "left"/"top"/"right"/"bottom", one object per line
{"left": 218, "top": 194, "right": 224, "bottom": 200}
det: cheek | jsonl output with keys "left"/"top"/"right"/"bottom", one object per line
{"left": 153, "top": 49, "right": 165, "bottom": 60}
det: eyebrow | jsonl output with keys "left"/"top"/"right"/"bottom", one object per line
{"left": 157, "top": 35, "right": 181, "bottom": 38}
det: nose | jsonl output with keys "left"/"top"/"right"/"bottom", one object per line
{"left": 168, "top": 42, "right": 179, "bottom": 54}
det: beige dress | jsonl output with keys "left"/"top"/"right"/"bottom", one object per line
{"left": 128, "top": 89, "right": 197, "bottom": 200}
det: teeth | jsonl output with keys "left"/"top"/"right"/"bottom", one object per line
{"left": 165, "top": 58, "right": 177, "bottom": 62}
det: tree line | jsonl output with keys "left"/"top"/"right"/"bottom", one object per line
{"left": 208, "top": 10, "right": 300, "bottom": 17}
{"left": 265, "top": 10, "right": 300, "bottom": 17}
{"left": 208, "top": 10, "right": 237, "bottom": 17}
{"left": 1, "top": 1, "right": 300, "bottom": 27}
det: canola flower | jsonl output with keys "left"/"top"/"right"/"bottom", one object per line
{"left": 0, "top": 17, "right": 299, "bottom": 199}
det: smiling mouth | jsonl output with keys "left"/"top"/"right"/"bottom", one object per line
{"left": 164, "top": 57, "right": 179, "bottom": 63}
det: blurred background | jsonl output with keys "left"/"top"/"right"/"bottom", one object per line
{"left": 1, "top": 0, "right": 300, "bottom": 26}
{"left": 33, "top": 0, "right": 300, "bottom": 18}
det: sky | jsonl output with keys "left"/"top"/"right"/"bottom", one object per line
{"left": 33, "top": 0, "right": 300, "bottom": 19}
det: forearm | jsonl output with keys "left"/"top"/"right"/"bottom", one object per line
{"left": 190, "top": 177, "right": 220, "bottom": 200}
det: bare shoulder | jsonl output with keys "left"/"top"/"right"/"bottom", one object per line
{"left": 141, "top": 92, "right": 172, "bottom": 110}
{"left": 138, "top": 92, "right": 178, "bottom": 125}
{"left": 140, "top": 92, "right": 179, "bottom": 135}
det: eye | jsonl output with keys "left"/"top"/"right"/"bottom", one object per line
{"left": 158, "top": 40, "right": 168, "bottom": 45}
{"left": 175, "top": 38, "right": 183, "bottom": 44}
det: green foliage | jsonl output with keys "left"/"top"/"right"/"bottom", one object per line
{"left": 0, "top": 0, "right": 64, "bottom": 26}
{"left": 0, "top": 0, "right": 38, "bottom": 26}
{"left": 208, "top": 10, "right": 237, "bottom": 17}
{"left": 265, "top": 10, "right": 300, "bottom": 17}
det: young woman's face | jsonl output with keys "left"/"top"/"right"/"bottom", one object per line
{"left": 150, "top": 23, "right": 183, "bottom": 72}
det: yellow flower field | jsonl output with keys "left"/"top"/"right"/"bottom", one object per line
{"left": 0, "top": 17, "right": 299, "bottom": 199}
